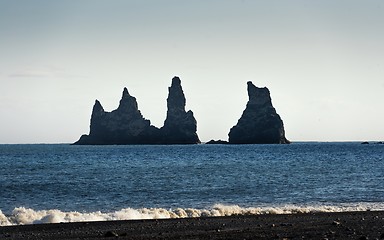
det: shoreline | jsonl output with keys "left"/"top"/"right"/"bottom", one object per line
{"left": 1, "top": 211, "right": 383, "bottom": 239}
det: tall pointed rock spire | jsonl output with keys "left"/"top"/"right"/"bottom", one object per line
{"left": 161, "top": 76, "right": 200, "bottom": 144}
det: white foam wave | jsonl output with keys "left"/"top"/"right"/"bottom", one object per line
{"left": 1, "top": 203, "right": 384, "bottom": 226}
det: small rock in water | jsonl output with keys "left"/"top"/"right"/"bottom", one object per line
{"left": 205, "top": 139, "right": 229, "bottom": 144}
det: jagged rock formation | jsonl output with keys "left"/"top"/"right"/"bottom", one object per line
{"left": 160, "top": 77, "right": 200, "bottom": 144}
{"left": 73, "top": 77, "right": 199, "bottom": 145}
{"left": 228, "top": 81, "right": 289, "bottom": 144}
{"left": 74, "top": 88, "right": 160, "bottom": 145}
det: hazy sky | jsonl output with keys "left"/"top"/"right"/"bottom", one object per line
{"left": 1, "top": 0, "right": 384, "bottom": 143}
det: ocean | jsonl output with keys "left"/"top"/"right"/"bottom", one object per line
{"left": 1, "top": 142, "right": 383, "bottom": 225}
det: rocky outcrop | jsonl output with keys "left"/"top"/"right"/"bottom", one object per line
{"left": 206, "top": 140, "right": 229, "bottom": 144}
{"left": 74, "top": 88, "right": 160, "bottom": 145}
{"left": 228, "top": 81, "right": 289, "bottom": 144}
{"left": 73, "top": 77, "right": 199, "bottom": 145}
{"left": 160, "top": 77, "right": 200, "bottom": 144}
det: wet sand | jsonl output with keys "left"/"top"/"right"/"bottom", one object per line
{"left": 1, "top": 211, "right": 384, "bottom": 240}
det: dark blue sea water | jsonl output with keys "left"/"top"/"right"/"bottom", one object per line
{"left": 1, "top": 142, "right": 383, "bottom": 225}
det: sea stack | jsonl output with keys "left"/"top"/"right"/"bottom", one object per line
{"left": 73, "top": 77, "right": 199, "bottom": 145}
{"left": 160, "top": 76, "right": 200, "bottom": 144}
{"left": 74, "top": 88, "right": 160, "bottom": 145}
{"left": 228, "top": 81, "right": 289, "bottom": 144}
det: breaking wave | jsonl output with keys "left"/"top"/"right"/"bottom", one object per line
{"left": 1, "top": 203, "right": 384, "bottom": 226}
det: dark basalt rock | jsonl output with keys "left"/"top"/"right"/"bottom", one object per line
{"left": 74, "top": 77, "right": 199, "bottom": 145}
{"left": 228, "top": 81, "right": 289, "bottom": 144}
{"left": 160, "top": 77, "right": 200, "bottom": 144}
{"left": 74, "top": 88, "right": 160, "bottom": 145}
{"left": 205, "top": 140, "right": 229, "bottom": 144}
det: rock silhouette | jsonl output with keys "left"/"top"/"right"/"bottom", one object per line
{"left": 74, "top": 77, "right": 289, "bottom": 145}
{"left": 206, "top": 139, "right": 229, "bottom": 144}
{"left": 73, "top": 77, "right": 199, "bottom": 145}
{"left": 160, "top": 77, "right": 200, "bottom": 144}
{"left": 228, "top": 81, "right": 289, "bottom": 144}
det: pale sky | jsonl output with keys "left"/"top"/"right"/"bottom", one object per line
{"left": 1, "top": 0, "right": 384, "bottom": 143}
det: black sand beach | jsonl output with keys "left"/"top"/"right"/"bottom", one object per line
{"left": 1, "top": 211, "right": 383, "bottom": 240}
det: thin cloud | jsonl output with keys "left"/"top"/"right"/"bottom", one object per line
{"left": 9, "top": 66, "right": 88, "bottom": 79}
{"left": 9, "top": 70, "right": 53, "bottom": 78}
